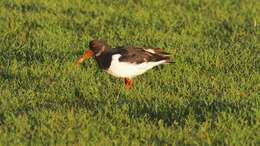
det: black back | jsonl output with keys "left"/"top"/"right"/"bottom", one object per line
{"left": 94, "top": 45, "right": 171, "bottom": 70}
{"left": 115, "top": 46, "right": 170, "bottom": 63}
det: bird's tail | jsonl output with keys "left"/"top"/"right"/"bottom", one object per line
{"left": 165, "top": 60, "right": 175, "bottom": 64}
{"left": 153, "top": 48, "right": 171, "bottom": 57}
{"left": 147, "top": 48, "right": 174, "bottom": 64}
{"left": 154, "top": 50, "right": 174, "bottom": 64}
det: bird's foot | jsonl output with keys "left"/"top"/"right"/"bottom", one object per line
{"left": 124, "top": 78, "right": 133, "bottom": 89}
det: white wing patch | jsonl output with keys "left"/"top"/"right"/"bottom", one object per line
{"left": 106, "top": 54, "right": 166, "bottom": 78}
{"left": 145, "top": 49, "right": 155, "bottom": 53}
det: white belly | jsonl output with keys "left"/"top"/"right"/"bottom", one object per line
{"left": 106, "top": 54, "right": 166, "bottom": 78}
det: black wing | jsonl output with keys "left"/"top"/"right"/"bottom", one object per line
{"left": 111, "top": 46, "right": 170, "bottom": 64}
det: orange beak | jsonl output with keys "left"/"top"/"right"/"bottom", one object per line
{"left": 76, "top": 50, "right": 94, "bottom": 65}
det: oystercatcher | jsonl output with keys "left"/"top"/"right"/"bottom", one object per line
{"left": 77, "top": 40, "right": 173, "bottom": 89}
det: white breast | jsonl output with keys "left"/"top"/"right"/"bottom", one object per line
{"left": 106, "top": 54, "right": 166, "bottom": 78}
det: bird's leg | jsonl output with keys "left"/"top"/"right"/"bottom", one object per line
{"left": 124, "top": 78, "right": 133, "bottom": 89}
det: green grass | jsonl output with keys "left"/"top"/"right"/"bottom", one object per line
{"left": 0, "top": 0, "right": 259, "bottom": 145}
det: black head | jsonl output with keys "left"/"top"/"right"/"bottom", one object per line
{"left": 89, "top": 40, "right": 109, "bottom": 56}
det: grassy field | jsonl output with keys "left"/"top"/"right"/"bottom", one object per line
{"left": 0, "top": 0, "right": 259, "bottom": 145}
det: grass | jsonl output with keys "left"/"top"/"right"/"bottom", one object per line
{"left": 0, "top": 0, "right": 259, "bottom": 145}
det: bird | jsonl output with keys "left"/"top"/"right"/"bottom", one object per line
{"left": 76, "top": 40, "right": 173, "bottom": 89}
